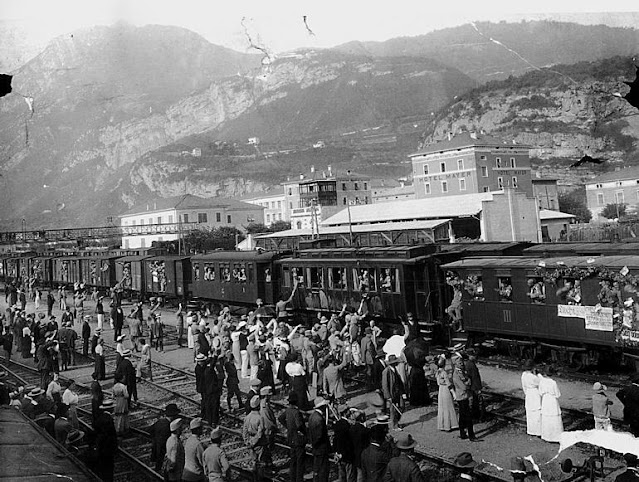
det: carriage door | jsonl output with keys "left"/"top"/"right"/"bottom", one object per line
{"left": 257, "top": 263, "right": 273, "bottom": 305}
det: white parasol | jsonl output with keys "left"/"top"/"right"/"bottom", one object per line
{"left": 383, "top": 335, "right": 406, "bottom": 358}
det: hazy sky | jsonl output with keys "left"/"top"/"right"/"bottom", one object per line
{"left": 2, "top": 0, "right": 639, "bottom": 53}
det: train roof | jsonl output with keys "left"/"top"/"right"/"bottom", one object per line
{"left": 115, "top": 254, "right": 153, "bottom": 262}
{"left": 294, "top": 245, "right": 435, "bottom": 259}
{"left": 0, "top": 407, "right": 99, "bottom": 481}
{"left": 442, "top": 255, "right": 639, "bottom": 270}
{"left": 437, "top": 242, "right": 530, "bottom": 256}
{"left": 191, "top": 250, "right": 283, "bottom": 261}
{"left": 523, "top": 242, "right": 639, "bottom": 255}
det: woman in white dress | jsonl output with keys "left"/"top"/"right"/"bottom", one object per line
{"left": 521, "top": 360, "right": 541, "bottom": 436}
{"left": 538, "top": 366, "right": 564, "bottom": 442}
{"left": 186, "top": 312, "right": 195, "bottom": 349}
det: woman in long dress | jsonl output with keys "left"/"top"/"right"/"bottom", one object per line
{"left": 538, "top": 366, "right": 564, "bottom": 442}
{"left": 112, "top": 376, "right": 129, "bottom": 435}
{"left": 409, "top": 363, "right": 432, "bottom": 407}
{"left": 21, "top": 325, "right": 32, "bottom": 358}
{"left": 94, "top": 339, "right": 105, "bottom": 381}
{"left": 521, "top": 360, "right": 541, "bottom": 436}
{"left": 436, "top": 357, "right": 458, "bottom": 431}
{"left": 186, "top": 312, "right": 195, "bottom": 349}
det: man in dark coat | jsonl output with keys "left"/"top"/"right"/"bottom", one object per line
{"left": 90, "top": 327, "right": 101, "bottom": 356}
{"left": 114, "top": 350, "right": 137, "bottom": 405}
{"left": 46, "top": 291, "right": 55, "bottom": 317}
{"left": 148, "top": 403, "right": 180, "bottom": 472}
{"left": 245, "top": 378, "right": 261, "bottom": 415}
{"left": 63, "top": 323, "right": 78, "bottom": 366}
{"left": 81, "top": 317, "right": 91, "bottom": 356}
{"left": 308, "top": 397, "right": 331, "bottom": 482}
{"left": 93, "top": 400, "right": 118, "bottom": 482}
{"left": 360, "top": 424, "right": 391, "bottom": 482}
{"left": 381, "top": 355, "right": 404, "bottom": 430}
{"left": 361, "top": 328, "right": 375, "bottom": 389}
{"left": 334, "top": 406, "right": 355, "bottom": 482}
{"left": 195, "top": 353, "right": 207, "bottom": 419}
{"left": 616, "top": 453, "right": 639, "bottom": 482}
{"left": 278, "top": 391, "right": 306, "bottom": 482}
{"left": 618, "top": 376, "right": 639, "bottom": 437}
{"left": 112, "top": 305, "right": 124, "bottom": 342}
{"left": 197, "top": 329, "right": 210, "bottom": 356}
{"left": 203, "top": 357, "right": 220, "bottom": 425}
{"left": 383, "top": 433, "right": 425, "bottom": 482}
{"left": 463, "top": 350, "right": 484, "bottom": 421}
{"left": 349, "top": 410, "right": 370, "bottom": 482}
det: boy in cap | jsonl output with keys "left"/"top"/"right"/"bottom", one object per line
{"left": 203, "top": 427, "right": 230, "bottom": 482}
{"left": 182, "top": 418, "right": 206, "bottom": 482}
{"left": 165, "top": 418, "right": 185, "bottom": 481}
{"left": 592, "top": 382, "right": 613, "bottom": 431}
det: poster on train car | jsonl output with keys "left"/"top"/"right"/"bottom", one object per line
{"left": 583, "top": 307, "right": 613, "bottom": 332}
{"left": 557, "top": 305, "right": 587, "bottom": 318}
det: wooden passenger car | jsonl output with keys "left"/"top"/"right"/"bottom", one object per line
{"left": 52, "top": 256, "right": 82, "bottom": 286}
{"left": 276, "top": 245, "right": 439, "bottom": 321}
{"left": 143, "top": 255, "right": 191, "bottom": 299}
{"left": 114, "top": 255, "right": 151, "bottom": 292}
{"left": 77, "top": 252, "right": 118, "bottom": 289}
{"left": 440, "top": 255, "right": 639, "bottom": 351}
{"left": 191, "top": 251, "right": 281, "bottom": 307}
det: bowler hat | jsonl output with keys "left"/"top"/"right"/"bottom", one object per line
{"left": 67, "top": 429, "right": 85, "bottom": 445}
{"left": 387, "top": 354, "right": 399, "bottom": 365}
{"left": 165, "top": 403, "right": 181, "bottom": 417}
{"left": 375, "top": 414, "right": 390, "bottom": 425}
{"left": 454, "top": 452, "right": 477, "bottom": 469}
{"left": 195, "top": 353, "right": 207, "bottom": 362}
{"left": 395, "top": 433, "right": 417, "bottom": 450}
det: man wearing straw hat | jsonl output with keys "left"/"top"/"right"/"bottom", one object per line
{"left": 308, "top": 397, "right": 332, "bottom": 482}
{"left": 93, "top": 399, "right": 117, "bottom": 482}
{"left": 243, "top": 396, "right": 266, "bottom": 482}
{"left": 183, "top": 418, "right": 206, "bottom": 482}
{"left": 453, "top": 452, "right": 478, "bottom": 482}
{"left": 383, "top": 433, "right": 425, "bottom": 482}
{"left": 382, "top": 354, "right": 405, "bottom": 431}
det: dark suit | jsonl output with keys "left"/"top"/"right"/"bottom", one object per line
{"left": 114, "top": 358, "right": 137, "bottom": 404}
{"left": 278, "top": 406, "right": 306, "bottom": 482}
{"left": 618, "top": 384, "right": 639, "bottom": 437}
{"left": 617, "top": 468, "right": 639, "bottom": 481}
{"left": 148, "top": 417, "right": 171, "bottom": 472}
{"left": 464, "top": 358, "right": 483, "bottom": 419}
{"left": 381, "top": 366, "right": 404, "bottom": 429}
{"left": 383, "top": 453, "right": 425, "bottom": 482}
{"left": 361, "top": 335, "right": 375, "bottom": 388}
{"left": 350, "top": 422, "right": 370, "bottom": 469}
{"left": 308, "top": 409, "right": 331, "bottom": 482}
{"left": 361, "top": 443, "right": 391, "bottom": 482}
{"left": 94, "top": 410, "right": 117, "bottom": 482}
{"left": 81, "top": 321, "right": 91, "bottom": 355}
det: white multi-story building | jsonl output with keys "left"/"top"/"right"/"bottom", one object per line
{"left": 119, "top": 194, "right": 264, "bottom": 249}
{"left": 240, "top": 188, "right": 287, "bottom": 227}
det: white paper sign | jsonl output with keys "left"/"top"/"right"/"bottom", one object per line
{"left": 584, "top": 307, "right": 613, "bottom": 332}
{"left": 557, "top": 305, "right": 587, "bottom": 318}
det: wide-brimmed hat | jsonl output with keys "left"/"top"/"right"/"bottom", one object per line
{"left": 395, "top": 433, "right": 417, "bottom": 450}
{"left": 121, "top": 349, "right": 132, "bottom": 357}
{"left": 451, "top": 342, "right": 465, "bottom": 352}
{"left": 67, "top": 429, "right": 85, "bottom": 445}
{"left": 84, "top": 315, "right": 92, "bottom": 321}
{"left": 99, "top": 399, "right": 114, "bottom": 410}
{"left": 250, "top": 396, "right": 260, "bottom": 409}
{"left": 250, "top": 378, "right": 262, "bottom": 388}
{"left": 28, "top": 388, "right": 45, "bottom": 398}
{"left": 189, "top": 418, "right": 203, "bottom": 430}
{"left": 237, "top": 321, "right": 247, "bottom": 330}
{"left": 592, "top": 382, "right": 607, "bottom": 392}
{"left": 375, "top": 414, "right": 390, "bottom": 425}
{"left": 195, "top": 353, "right": 207, "bottom": 362}
{"left": 320, "top": 316, "right": 329, "bottom": 324}
{"left": 116, "top": 335, "right": 126, "bottom": 342}
{"left": 314, "top": 397, "right": 329, "bottom": 409}
{"left": 165, "top": 403, "right": 181, "bottom": 417}
{"left": 170, "top": 418, "right": 183, "bottom": 432}
{"left": 454, "top": 452, "right": 477, "bottom": 469}
{"left": 386, "top": 355, "right": 400, "bottom": 365}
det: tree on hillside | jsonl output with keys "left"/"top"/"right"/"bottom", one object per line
{"left": 182, "top": 227, "right": 244, "bottom": 253}
{"left": 601, "top": 203, "right": 627, "bottom": 220}
{"left": 558, "top": 190, "right": 592, "bottom": 223}
{"left": 246, "top": 223, "right": 268, "bottom": 234}
{"left": 245, "top": 221, "right": 291, "bottom": 234}
{"left": 269, "top": 220, "right": 291, "bottom": 232}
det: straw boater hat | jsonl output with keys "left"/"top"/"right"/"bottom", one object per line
{"left": 210, "top": 426, "right": 222, "bottom": 440}
{"left": 260, "top": 386, "right": 273, "bottom": 396}
{"left": 29, "top": 388, "right": 45, "bottom": 398}
{"left": 116, "top": 335, "right": 126, "bottom": 342}
{"left": 454, "top": 452, "right": 478, "bottom": 469}
{"left": 99, "top": 399, "right": 114, "bottom": 410}
{"left": 250, "top": 379, "right": 262, "bottom": 388}
{"left": 195, "top": 353, "right": 207, "bottom": 362}
{"left": 395, "top": 433, "right": 417, "bottom": 450}
{"left": 375, "top": 414, "right": 390, "bottom": 425}
{"left": 121, "top": 349, "right": 132, "bottom": 357}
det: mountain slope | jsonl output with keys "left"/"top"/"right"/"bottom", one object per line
{"left": 334, "top": 20, "right": 639, "bottom": 82}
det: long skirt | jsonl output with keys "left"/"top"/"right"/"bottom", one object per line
{"left": 232, "top": 340, "right": 242, "bottom": 370}
{"left": 409, "top": 367, "right": 431, "bottom": 406}
{"left": 290, "top": 375, "right": 310, "bottom": 410}
{"left": 21, "top": 336, "right": 32, "bottom": 358}
{"left": 94, "top": 356, "right": 105, "bottom": 380}
{"left": 524, "top": 390, "right": 542, "bottom": 436}
{"left": 437, "top": 385, "right": 458, "bottom": 431}
{"left": 68, "top": 405, "right": 79, "bottom": 429}
{"left": 541, "top": 396, "right": 564, "bottom": 442}
{"left": 114, "top": 409, "right": 129, "bottom": 434}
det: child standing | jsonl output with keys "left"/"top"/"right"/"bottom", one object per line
{"left": 592, "top": 382, "right": 613, "bottom": 431}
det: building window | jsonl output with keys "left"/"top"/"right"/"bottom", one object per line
{"left": 423, "top": 165, "right": 429, "bottom": 175}
{"left": 441, "top": 180, "right": 448, "bottom": 193}
{"left": 157, "top": 216, "right": 162, "bottom": 224}
{"left": 140, "top": 219, "right": 144, "bottom": 226}
{"left": 266, "top": 214, "right": 271, "bottom": 222}
{"left": 216, "top": 212, "right": 221, "bottom": 222}
{"left": 353, "top": 183, "right": 358, "bottom": 190}
{"left": 510, "top": 157, "right": 516, "bottom": 168}
{"left": 289, "top": 202, "right": 293, "bottom": 209}
{"left": 616, "top": 192, "right": 625, "bottom": 204}
{"left": 343, "top": 197, "right": 347, "bottom": 205}
{"left": 278, "top": 213, "right": 282, "bottom": 220}
{"left": 183, "top": 214, "right": 189, "bottom": 223}
{"left": 496, "top": 157, "right": 502, "bottom": 168}
{"left": 483, "top": 186, "right": 490, "bottom": 192}
{"left": 498, "top": 177, "right": 504, "bottom": 190}
{"left": 131, "top": 220, "right": 136, "bottom": 226}
{"left": 364, "top": 182, "right": 368, "bottom": 190}
{"left": 296, "top": 221, "right": 302, "bottom": 229}
{"left": 597, "top": 193, "right": 604, "bottom": 205}
{"left": 198, "top": 213, "right": 208, "bottom": 223}
{"left": 342, "top": 183, "right": 347, "bottom": 190}
{"left": 364, "top": 196, "right": 369, "bottom": 204}
{"left": 480, "top": 155, "right": 487, "bottom": 160}
{"left": 424, "top": 183, "right": 431, "bottom": 195}
{"left": 168, "top": 215, "right": 173, "bottom": 223}
{"left": 440, "top": 162, "right": 446, "bottom": 173}
{"left": 140, "top": 238, "right": 146, "bottom": 248}
{"left": 227, "top": 215, "right": 232, "bottom": 223}
{"left": 148, "top": 218, "right": 152, "bottom": 225}
{"left": 277, "top": 201, "right": 281, "bottom": 208}
{"left": 288, "top": 188, "right": 292, "bottom": 195}
{"left": 512, "top": 177, "right": 518, "bottom": 188}
{"left": 596, "top": 184, "right": 603, "bottom": 188}
{"left": 459, "top": 178, "right": 466, "bottom": 191}
{"left": 481, "top": 166, "right": 488, "bottom": 177}
{"left": 457, "top": 159, "right": 464, "bottom": 170}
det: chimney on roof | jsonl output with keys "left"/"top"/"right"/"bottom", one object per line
{"left": 328, "top": 165, "right": 332, "bottom": 176}
{"left": 311, "top": 165, "right": 315, "bottom": 173}
{"left": 347, "top": 169, "right": 352, "bottom": 176}
{"left": 470, "top": 132, "right": 477, "bottom": 140}
{"left": 322, "top": 171, "right": 326, "bottom": 178}
{"left": 447, "top": 132, "right": 452, "bottom": 141}
{"left": 299, "top": 173, "right": 304, "bottom": 180}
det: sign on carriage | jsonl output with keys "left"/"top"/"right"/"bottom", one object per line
{"left": 558, "top": 305, "right": 613, "bottom": 331}
{"left": 557, "top": 305, "right": 586, "bottom": 318}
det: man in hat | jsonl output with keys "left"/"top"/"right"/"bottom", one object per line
{"left": 463, "top": 350, "right": 484, "bottom": 421}
{"left": 243, "top": 395, "right": 267, "bottom": 482}
{"left": 96, "top": 295, "right": 105, "bottom": 331}
{"left": 592, "top": 382, "right": 613, "bottom": 431}
{"left": 148, "top": 403, "right": 181, "bottom": 472}
{"left": 61, "top": 306, "right": 74, "bottom": 327}
{"left": 224, "top": 352, "right": 242, "bottom": 411}
{"left": 112, "top": 304, "right": 124, "bottom": 342}
{"left": 360, "top": 423, "right": 392, "bottom": 482}
{"left": 93, "top": 399, "right": 117, "bottom": 482}
{"left": 81, "top": 315, "right": 91, "bottom": 356}
{"left": 57, "top": 322, "right": 70, "bottom": 371}
{"left": 383, "top": 433, "right": 425, "bottom": 482}
{"left": 309, "top": 397, "right": 332, "bottom": 482}
{"left": 382, "top": 354, "right": 405, "bottom": 431}
{"left": 259, "top": 386, "right": 277, "bottom": 474}
{"left": 453, "top": 452, "right": 478, "bottom": 481}
{"left": 453, "top": 355, "right": 476, "bottom": 441}
{"left": 114, "top": 349, "right": 137, "bottom": 406}
{"left": 349, "top": 410, "right": 369, "bottom": 482}
{"left": 203, "top": 427, "right": 230, "bottom": 482}
{"left": 361, "top": 327, "right": 375, "bottom": 389}
{"left": 616, "top": 453, "right": 639, "bottom": 482}
{"left": 165, "top": 418, "right": 185, "bottom": 482}
{"left": 195, "top": 353, "right": 208, "bottom": 418}
{"left": 182, "top": 418, "right": 206, "bottom": 482}
{"left": 618, "top": 375, "right": 639, "bottom": 437}
{"left": 278, "top": 392, "right": 306, "bottom": 482}
{"left": 90, "top": 327, "right": 101, "bottom": 356}
{"left": 203, "top": 355, "right": 222, "bottom": 425}
{"left": 64, "top": 321, "right": 78, "bottom": 367}
{"left": 334, "top": 404, "right": 356, "bottom": 482}
{"left": 245, "top": 378, "right": 262, "bottom": 415}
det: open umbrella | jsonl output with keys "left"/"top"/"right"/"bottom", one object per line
{"left": 404, "top": 338, "right": 431, "bottom": 368}
{"left": 383, "top": 335, "right": 406, "bottom": 358}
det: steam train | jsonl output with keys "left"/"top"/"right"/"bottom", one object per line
{"left": 5, "top": 241, "right": 639, "bottom": 365}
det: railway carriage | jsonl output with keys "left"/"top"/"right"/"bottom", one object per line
{"left": 115, "top": 255, "right": 151, "bottom": 293}
{"left": 52, "top": 255, "right": 82, "bottom": 286}
{"left": 77, "top": 252, "right": 119, "bottom": 289}
{"left": 442, "top": 255, "right": 639, "bottom": 365}
{"left": 191, "top": 251, "right": 281, "bottom": 307}
{"left": 143, "top": 255, "right": 192, "bottom": 299}
{"left": 27, "top": 255, "right": 55, "bottom": 286}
